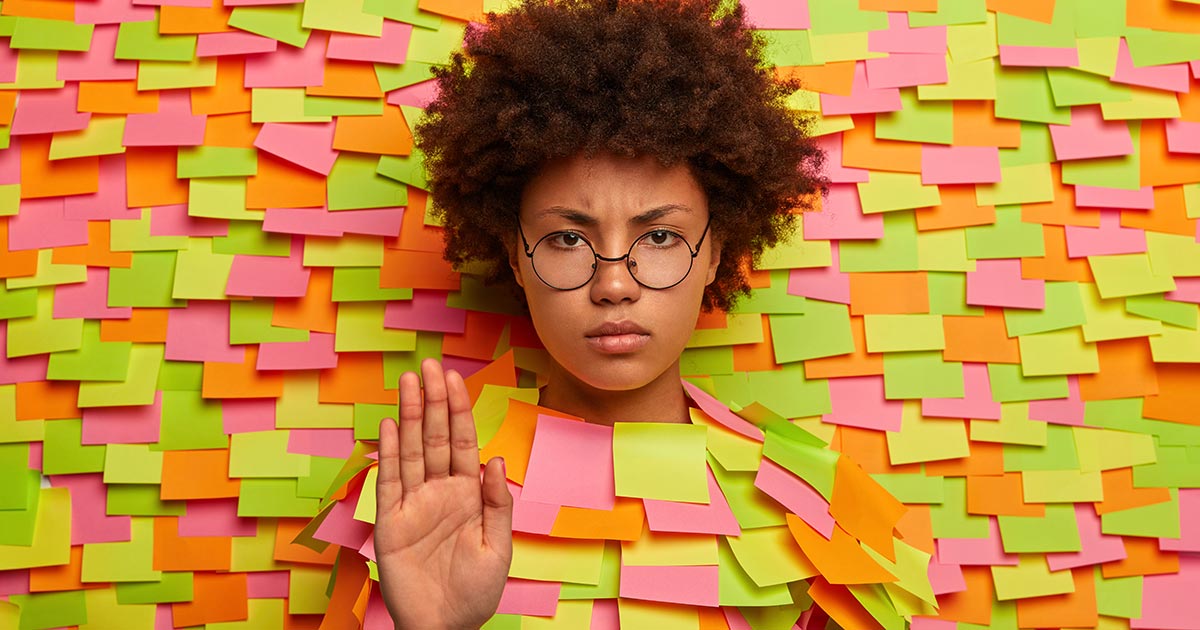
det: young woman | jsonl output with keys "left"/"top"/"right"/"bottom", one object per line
{"left": 329, "top": 0, "right": 923, "bottom": 628}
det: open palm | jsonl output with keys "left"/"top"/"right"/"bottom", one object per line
{"left": 375, "top": 359, "right": 514, "bottom": 630}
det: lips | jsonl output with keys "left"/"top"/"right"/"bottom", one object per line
{"left": 585, "top": 320, "right": 651, "bottom": 354}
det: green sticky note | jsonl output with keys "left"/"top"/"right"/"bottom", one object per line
{"left": 680, "top": 346, "right": 735, "bottom": 377}
{"left": 709, "top": 456, "right": 787, "bottom": 529}
{"left": 332, "top": 267, "right": 415, "bottom": 302}
{"left": 362, "top": 0, "right": 442, "bottom": 29}
{"left": 173, "top": 240, "right": 235, "bottom": 300}
{"left": 887, "top": 407, "right": 970, "bottom": 466}
{"left": 328, "top": 153, "right": 409, "bottom": 210}
{"left": 918, "top": 228, "right": 975, "bottom": 272}
{"left": 156, "top": 390, "right": 228, "bottom": 451}
{"left": 46, "top": 321, "right": 133, "bottom": 382}
{"left": 1004, "top": 281, "right": 1086, "bottom": 336}
{"left": 251, "top": 88, "right": 333, "bottom": 123}
{"left": 1133, "top": 445, "right": 1200, "bottom": 488}
{"left": 107, "top": 484, "right": 185, "bottom": 516}
{"left": 857, "top": 172, "right": 942, "bottom": 214}
{"left": 928, "top": 477, "right": 989, "bottom": 538}
{"left": 109, "top": 210, "right": 188, "bottom": 252}
{"left": 1022, "top": 469, "right": 1103, "bottom": 503}
{"left": 883, "top": 351, "right": 964, "bottom": 399}
{"left": 991, "top": 554, "right": 1074, "bottom": 601}
{"left": 103, "top": 444, "right": 164, "bottom": 485}
{"left": 376, "top": 141, "right": 429, "bottom": 190}
{"left": 1017, "top": 327, "right": 1099, "bottom": 377}
{"left": 296, "top": 455, "right": 345, "bottom": 499}
{"left": 875, "top": 90, "right": 954, "bottom": 145}
{"left": 747, "top": 365, "right": 831, "bottom": 419}
{"left": 230, "top": 300, "right": 310, "bottom": 344}
{"left": 9, "top": 16, "right": 93, "bottom": 51}
{"left": 1125, "top": 27, "right": 1200, "bottom": 67}
{"left": 159, "top": 360, "right": 204, "bottom": 392}
{"left": 1047, "top": 67, "right": 1131, "bottom": 107}
{"left": 0, "top": 471, "right": 39, "bottom": 545}
{"left": 0, "top": 444, "right": 32, "bottom": 510}
{"left": 987, "top": 362, "right": 1068, "bottom": 402}
{"left": 301, "top": 0, "right": 382, "bottom": 35}
{"left": 613, "top": 423, "right": 708, "bottom": 503}
{"left": 871, "top": 473, "right": 945, "bottom": 504}
{"left": 1076, "top": 37, "right": 1122, "bottom": 76}
{"left": 1004, "top": 424, "right": 1079, "bottom": 472}
{"left": 995, "top": 5, "right": 1074, "bottom": 47}
{"left": 920, "top": 56, "right": 996, "bottom": 100}
{"left": 998, "top": 123, "right": 1055, "bottom": 168}
{"left": 189, "top": 178, "right": 261, "bottom": 221}
{"left": 0, "top": 487, "right": 72, "bottom": 570}
{"left": 10, "top": 590, "right": 87, "bottom": 630}
{"left": 229, "top": 431, "right": 311, "bottom": 478}
{"left": 228, "top": 4, "right": 311, "bottom": 48}
{"left": 560, "top": 541, "right": 621, "bottom": 600}
{"left": 49, "top": 116, "right": 127, "bottom": 160}
{"left": 78, "top": 344, "right": 164, "bottom": 408}
{"left": 137, "top": 57, "right": 219, "bottom": 91}
{"left": 909, "top": 0, "right": 988, "bottom": 26}
{"left": 1072, "top": 426, "right": 1156, "bottom": 472}
{"left": 757, "top": 235, "right": 831, "bottom": 271}
{"left": 687, "top": 313, "right": 763, "bottom": 348}
{"left": 7, "top": 290, "right": 83, "bottom": 357}
{"left": 334, "top": 302, "right": 417, "bottom": 352}
{"left": 864, "top": 314, "right": 945, "bottom": 353}
{"left": 768, "top": 300, "right": 854, "bottom": 363}
{"left": 997, "top": 504, "right": 1082, "bottom": 553}
{"left": 239, "top": 479, "right": 321, "bottom": 518}
{"left": 79, "top": 587, "right": 156, "bottom": 630}
{"left": 1101, "top": 487, "right": 1181, "bottom": 538}
{"left": 995, "top": 67, "right": 1070, "bottom": 124}
{"left": 806, "top": 0, "right": 888, "bottom": 34}
{"left": 406, "top": 20, "right": 466, "bottom": 65}
{"left": 1095, "top": 569, "right": 1142, "bottom": 619}
{"left": 0, "top": 283, "right": 39, "bottom": 320}
{"left": 840, "top": 211, "right": 920, "bottom": 272}
{"left": 109, "top": 252, "right": 186, "bottom": 308}
{"left": 1088, "top": 253, "right": 1176, "bottom": 299}
{"left": 304, "top": 95, "right": 385, "bottom": 117}
{"left": 758, "top": 29, "right": 816, "bottom": 67}
{"left": 178, "top": 146, "right": 258, "bottom": 179}
{"left": 761, "top": 422, "right": 836, "bottom": 499}
{"left": 375, "top": 60, "right": 438, "bottom": 92}
{"left": 717, "top": 536, "right": 794, "bottom": 607}
{"left": 212, "top": 220, "right": 291, "bottom": 256}
{"left": 115, "top": 18, "right": 196, "bottom": 61}
{"left": 975, "top": 165, "right": 1055, "bottom": 207}
{"left": 116, "top": 572, "right": 195, "bottom": 605}
{"left": 43, "top": 419, "right": 107, "bottom": 475}
{"left": 81, "top": 517, "right": 161, "bottom": 583}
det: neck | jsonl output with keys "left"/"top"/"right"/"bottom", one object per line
{"left": 538, "top": 360, "right": 690, "bottom": 426}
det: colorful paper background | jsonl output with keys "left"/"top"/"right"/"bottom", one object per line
{"left": 2, "top": 0, "right": 1200, "bottom": 628}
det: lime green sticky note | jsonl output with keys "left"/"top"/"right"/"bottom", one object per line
{"left": 1005, "top": 282, "right": 1086, "bottom": 336}
{"left": 807, "top": 0, "right": 888, "bottom": 34}
{"left": 1185, "top": 183, "right": 1200, "bottom": 219}
{"left": 883, "top": 351, "right": 964, "bottom": 400}
{"left": 49, "top": 115, "right": 127, "bottom": 159}
{"left": 726, "top": 525, "right": 817, "bottom": 587}
{"left": 375, "top": 60, "right": 438, "bottom": 92}
{"left": 1047, "top": 67, "right": 1131, "bottom": 107}
{"left": 328, "top": 153, "right": 409, "bottom": 210}
{"left": 1102, "top": 487, "right": 1181, "bottom": 538}
{"left": 929, "top": 477, "right": 989, "bottom": 538}
{"left": 117, "top": 573, "right": 194, "bottom": 605}
{"left": 946, "top": 12, "right": 996, "bottom": 62}
{"left": 6, "top": 289, "right": 83, "bottom": 357}
{"left": 871, "top": 472, "right": 945, "bottom": 504}
{"left": 156, "top": 390, "right": 228, "bottom": 451}
{"left": 228, "top": 4, "right": 310, "bottom": 48}
{"left": 1097, "top": 570, "right": 1143, "bottom": 619}
{"left": 975, "top": 164, "right": 1055, "bottom": 207}
{"left": 1075, "top": 37, "right": 1121, "bottom": 77}
{"left": 1126, "top": 26, "right": 1200, "bottom": 66}
{"left": 0, "top": 283, "right": 36, "bottom": 320}
{"left": 210, "top": 597, "right": 287, "bottom": 630}
{"left": 687, "top": 313, "right": 763, "bottom": 348}
{"left": 407, "top": 20, "right": 466, "bottom": 65}
{"left": 5, "top": 250, "right": 87, "bottom": 290}
{"left": 212, "top": 220, "right": 290, "bottom": 256}
{"left": 46, "top": 320, "right": 133, "bottom": 382}
{"left": 79, "top": 587, "right": 156, "bottom": 630}
{"left": 376, "top": 145, "right": 429, "bottom": 190}
{"left": 814, "top": 33, "right": 886, "bottom": 64}
{"left": 109, "top": 252, "right": 185, "bottom": 307}
{"left": 178, "top": 146, "right": 258, "bottom": 179}
{"left": 769, "top": 301, "right": 854, "bottom": 363}
{"left": 918, "top": 228, "right": 975, "bottom": 272}
{"left": 238, "top": 478, "right": 320, "bottom": 518}
{"left": 1088, "top": 253, "right": 1176, "bottom": 299}
{"left": 1147, "top": 231, "right": 1200, "bottom": 277}
{"left": 680, "top": 346, "right": 734, "bottom": 377}
{"left": 1149, "top": 323, "right": 1200, "bottom": 363}
{"left": 172, "top": 239, "right": 235, "bottom": 300}
{"left": 304, "top": 95, "right": 385, "bottom": 118}
{"left": 864, "top": 314, "right": 945, "bottom": 353}
{"left": 1018, "top": 327, "right": 1099, "bottom": 377}
{"left": 991, "top": 555, "right": 1075, "bottom": 601}
{"left": 748, "top": 365, "right": 832, "bottom": 420}
{"left": 756, "top": 235, "right": 831, "bottom": 270}
{"left": 189, "top": 178, "right": 262, "bottom": 221}
{"left": 362, "top": 0, "right": 442, "bottom": 28}
{"left": 622, "top": 529, "right": 717, "bottom": 566}
{"left": 0, "top": 184, "right": 20, "bottom": 216}
{"left": 81, "top": 517, "right": 161, "bottom": 583}
{"left": 296, "top": 455, "right": 344, "bottom": 499}
{"left": 998, "top": 123, "right": 1055, "bottom": 168}
{"left": 106, "top": 484, "right": 185, "bottom": 516}
{"left": 0, "top": 444, "right": 32, "bottom": 510}
{"left": 887, "top": 406, "right": 970, "bottom": 465}
{"left": 1022, "top": 469, "right": 1103, "bottom": 503}
{"left": 717, "top": 537, "right": 794, "bottom": 607}
{"left": 0, "top": 470, "right": 39, "bottom": 545}
{"left": 613, "top": 422, "right": 708, "bottom": 503}
{"left": 229, "top": 430, "right": 311, "bottom": 478}
{"left": 136, "top": 57, "right": 218, "bottom": 91}
{"left": 995, "top": 67, "right": 1070, "bottom": 124}
{"left": 159, "top": 359, "right": 203, "bottom": 392}
{"left": 103, "top": 444, "right": 164, "bottom": 485}
{"left": 1133, "top": 445, "right": 1200, "bottom": 488}
{"left": 0, "top": 49, "right": 65, "bottom": 90}
{"left": 758, "top": 29, "right": 816, "bottom": 66}
{"left": 689, "top": 408, "right": 762, "bottom": 472}
{"left": 510, "top": 535, "right": 605, "bottom": 585}
{"left": 858, "top": 172, "right": 942, "bottom": 214}
{"left": 9, "top": 16, "right": 94, "bottom": 51}
{"left": 251, "top": 88, "right": 332, "bottom": 123}
{"left": 997, "top": 504, "right": 1081, "bottom": 553}
{"left": 301, "top": 0, "right": 382, "bottom": 35}
{"left": 1079, "top": 282, "right": 1163, "bottom": 343}
{"left": 78, "top": 344, "right": 164, "bottom": 408}
{"left": 909, "top": 0, "right": 987, "bottom": 26}
{"left": 0, "top": 487, "right": 71, "bottom": 570}
{"left": 1072, "top": 426, "right": 1156, "bottom": 473}
{"left": 230, "top": 300, "right": 309, "bottom": 344}
{"left": 44, "top": 419, "right": 106, "bottom": 475}
{"left": 1101, "top": 87, "right": 1181, "bottom": 120}
{"left": 560, "top": 541, "right": 621, "bottom": 600}
{"left": 760, "top": 423, "right": 835, "bottom": 499}
{"left": 115, "top": 18, "right": 196, "bottom": 61}
{"left": 840, "top": 211, "right": 920, "bottom": 272}
{"left": 709, "top": 457, "right": 787, "bottom": 529}
{"left": 918, "top": 56, "right": 997, "bottom": 101}
{"left": 335, "top": 302, "right": 417, "bottom": 352}
{"left": 9, "top": 589, "right": 87, "bottom": 630}
{"left": 288, "top": 566, "right": 332, "bottom": 615}
{"left": 1004, "top": 423, "right": 1079, "bottom": 472}
{"left": 987, "top": 362, "right": 1068, "bottom": 402}
{"left": 276, "top": 373, "right": 353, "bottom": 429}
{"left": 109, "top": 209, "right": 188, "bottom": 252}
{"left": 875, "top": 90, "right": 954, "bottom": 146}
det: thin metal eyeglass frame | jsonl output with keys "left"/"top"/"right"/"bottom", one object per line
{"left": 516, "top": 215, "right": 712, "bottom": 291}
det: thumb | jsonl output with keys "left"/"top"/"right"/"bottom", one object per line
{"left": 480, "top": 457, "right": 514, "bottom": 556}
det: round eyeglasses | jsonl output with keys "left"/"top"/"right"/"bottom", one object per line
{"left": 517, "top": 217, "right": 711, "bottom": 291}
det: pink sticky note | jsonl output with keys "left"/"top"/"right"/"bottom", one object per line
{"left": 1048, "top": 106, "right": 1134, "bottom": 161}
{"left": 0, "top": 322, "right": 49, "bottom": 385}
{"left": 619, "top": 564, "right": 719, "bottom": 607}
{"left": 820, "top": 62, "right": 903, "bottom": 116}
{"left": 1165, "top": 119, "right": 1200, "bottom": 154}
{"left": 222, "top": 398, "right": 277, "bottom": 434}
{"left": 591, "top": 598, "right": 620, "bottom": 630}
{"left": 1130, "top": 554, "right": 1200, "bottom": 629}
{"left": 644, "top": 465, "right": 741, "bottom": 536}
{"left": 1046, "top": 504, "right": 1126, "bottom": 570}
{"left": 800, "top": 184, "right": 884, "bottom": 241}
{"left": 178, "top": 498, "right": 258, "bottom": 538}
{"left": 442, "top": 355, "right": 491, "bottom": 379}
{"left": 495, "top": 578, "right": 561, "bottom": 616}
{"left": 334, "top": 207, "right": 405, "bottom": 237}
{"left": 966, "top": 259, "right": 1045, "bottom": 310}
{"left": 314, "top": 484, "right": 374, "bottom": 550}
{"left": 226, "top": 240, "right": 312, "bottom": 298}
{"left": 123, "top": 91, "right": 206, "bottom": 147}
{"left": 1112, "top": 38, "right": 1190, "bottom": 94}
{"left": 1064, "top": 210, "right": 1147, "bottom": 257}
{"left": 363, "top": 590, "right": 397, "bottom": 630}
{"left": 165, "top": 301, "right": 246, "bottom": 363}
{"left": 1160, "top": 488, "right": 1200, "bottom": 553}
{"left": 10, "top": 84, "right": 90, "bottom": 136}
{"left": 287, "top": 428, "right": 354, "bottom": 459}
{"left": 383, "top": 290, "right": 467, "bottom": 334}
{"left": 815, "top": 133, "right": 869, "bottom": 183}
{"left": 788, "top": 242, "right": 851, "bottom": 304}
{"left": 822, "top": 375, "right": 903, "bottom": 431}
{"left": 522, "top": 414, "right": 615, "bottom": 510}
{"left": 868, "top": 13, "right": 946, "bottom": 54}
{"left": 246, "top": 572, "right": 290, "bottom": 599}
{"left": 922, "top": 363, "right": 1002, "bottom": 420}
{"left": 509, "top": 479, "right": 561, "bottom": 535}
{"left": 998, "top": 45, "right": 1079, "bottom": 67}
{"left": 263, "top": 207, "right": 343, "bottom": 236}
{"left": 64, "top": 155, "right": 140, "bottom": 221}
{"left": 386, "top": 79, "right": 439, "bottom": 108}
{"left": 134, "top": 0, "right": 211, "bottom": 6}
{"left": 926, "top": 559, "right": 967, "bottom": 595}
{"left": 1074, "top": 185, "right": 1154, "bottom": 210}
{"left": 912, "top": 617, "right": 958, "bottom": 630}
{"left": 682, "top": 380, "right": 763, "bottom": 441}
{"left": 0, "top": 570, "right": 29, "bottom": 597}
{"left": 327, "top": 20, "right": 414, "bottom": 64}
{"left": 724, "top": 607, "right": 754, "bottom": 630}
{"left": 244, "top": 31, "right": 329, "bottom": 88}
{"left": 197, "top": 31, "right": 279, "bottom": 56}
{"left": 921, "top": 145, "right": 1001, "bottom": 185}
{"left": 74, "top": 0, "right": 157, "bottom": 24}
{"left": 1193, "top": 59, "right": 1200, "bottom": 79}
{"left": 1028, "top": 376, "right": 1085, "bottom": 426}
{"left": 740, "top": 0, "right": 808, "bottom": 29}
{"left": 81, "top": 393, "right": 163, "bottom": 445}
{"left": 54, "top": 268, "right": 134, "bottom": 320}
{"left": 864, "top": 52, "right": 948, "bottom": 89}
{"left": 936, "top": 518, "right": 1019, "bottom": 566}
{"left": 150, "top": 204, "right": 229, "bottom": 237}
{"left": 1166, "top": 277, "right": 1200, "bottom": 305}
{"left": 57, "top": 25, "right": 138, "bottom": 81}
{"left": 254, "top": 122, "right": 338, "bottom": 175}
{"left": 0, "top": 42, "right": 15, "bottom": 83}
{"left": 257, "top": 333, "right": 338, "bottom": 371}
{"left": 154, "top": 603, "right": 174, "bottom": 630}
{"left": 0, "top": 137, "right": 21, "bottom": 184}
{"left": 49, "top": 474, "right": 132, "bottom": 544}
{"left": 754, "top": 459, "right": 835, "bottom": 539}
{"left": 8, "top": 198, "right": 90, "bottom": 250}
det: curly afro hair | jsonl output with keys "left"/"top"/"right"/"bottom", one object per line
{"left": 416, "top": 0, "right": 826, "bottom": 312}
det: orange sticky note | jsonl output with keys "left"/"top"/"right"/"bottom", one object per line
{"left": 934, "top": 566, "right": 993, "bottom": 625}
{"left": 204, "top": 112, "right": 260, "bottom": 148}
{"left": 15, "top": 380, "right": 80, "bottom": 421}
{"left": 77, "top": 80, "right": 160, "bottom": 114}
{"left": 246, "top": 153, "right": 327, "bottom": 209}
{"left": 463, "top": 350, "right": 518, "bottom": 403}
{"left": 550, "top": 497, "right": 646, "bottom": 541}
{"left": 125, "top": 147, "right": 189, "bottom": 208}
{"left": 1021, "top": 225, "right": 1094, "bottom": 283}
{"left": 20, "top": 136, "right": 98, "bottom": 199}
{"left": 333, "top": 105, "right": 413, "bottom": 156}
{"left": 171, "top": 572, "right": 248, "bottom": 627}
{"left": 152, "top": 517, "right": 233, "bottom": 572}
{"left": 0, "top": 0, "right": 73, "bottom": 20}
{"left": 160, "top": 449, "right": 241, "bottom": 500}
{"left": 319, "top": 351, "right": 397, "bottom": 405}
{"left": 1015, "top": 567, "right": 1099, "bottom": 630}
{"left": 986, "top": 0, "right": 1055, "bottom": 23}
{"left": 829, "top": 456, "right": 907, "bottom": 561}
{"left": 273, "top": 267, "right": 338, "bottom": 334}
{"left": 942, "top": 308, "right": 1021, "bottom": 364}
{"left": 441, "top": 311, "right": 507, "bottom": 361}
{"left": 953, "top": 100, "right": 1022, "bottom": 148}
{"left": 842, "top": 114, "right": 921, "bottom": 174}
{"left": 202, "top": 346, "right": 286, "bottom": 399}
{"left": 275, "top": 519, "right": 338, "bottom": 565}
{"left": 52, "top": 221, "right": 133, "bottom": 268}
{"left": 308, "top": 61, "right": 384, "bottom": 98}
{"left": 0, "top": 219, "right": 38, "bottom": 279}
{"left": 1101, "top": 536, "right": 1179, "bottom": 578}
{"left": 785, "top": 514, "right": 897, "bottom": 585}
{"left": 100, "top": 308, "right": 170, "bottom": 343}
{"left": 1143, "top": 364, "right": 1200, "bottom": 425}
{"left": 388, "top": 188, "right": 443, "bottom": 253}
{"left": 379, "top": 247, "right": 461, "bottom": 292}
{"left": 192, "top": 57, "right": 253, "bottom": 116}
{"left": 965, "top": 473, "right": 1045, "bottom": 517}
{"left": 915, "top": 185, "right": 996, "bottom": 232}
{"left": 849, "top": 272, "right": 929, "bottom": 315}
{"left": 807, "top": 578, "right": 884, "bottom": 630}
{"left": 1094, "top": 467, "right": 1172, "bottom": 516}
{"left": 776, "top": 61, "right": 856, "bottom": 96}
{"left": 160, "top": 0, "right": 234, "bottom": 34}
{"left": 1078, "top": 337, "right": 1159, "bottom": 401}
{"left": 1121, "top": 185, "right": 1195, "bottom": 238}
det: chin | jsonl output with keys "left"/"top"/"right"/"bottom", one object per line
{"left": 557, "top": 355, "right": 672, "bottom": 393}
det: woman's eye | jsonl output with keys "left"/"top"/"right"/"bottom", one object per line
{"left": 550, "top": 232, "right": 585, "bottom": 248}
{"left": 646, "top": 230, "right": 680, "bottom": 246}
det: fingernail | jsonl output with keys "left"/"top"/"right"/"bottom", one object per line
{"left": 500, "top": 458, "right": 507, "bottom": 477}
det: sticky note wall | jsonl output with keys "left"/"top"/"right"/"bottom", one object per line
{"left": 2, "top": 0, "right": 1200, "bottom": 628}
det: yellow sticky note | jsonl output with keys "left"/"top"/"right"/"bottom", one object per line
{"left": 103, "top": 444, "right": 163, "bottom": 484}
{"left": 1100, "top": 86, "right": 1181, "bottom": 120}
{"left": 947, "top": 14, "right": 997, "bottom": 63}
{"left": 975, "top": 162, "right": 1055, "bottom": 207}
{"left": 689, "top": 408, "right": 762, "bottom": 473}
{"left": 353, "top": 466, "right": 378, "bottom": 524}
{"left": 207, "top": 599, "right": 286, "bottom": 630}
{"left": 303, "top": 235, "right": 385, "bottom": 267}
{"left": 5, "top": 249, "right": 88, "bottom": 289}
{"left": 288, "top": 566, "right": 332, "bottom": 615}
{"left": 510, "top": 535, "right": 605, "bottom": 585}
{"left": 229, "top": 431, "right": 311, "bottom": 478}
{"left": 522, "top": 600, "right": 595, "bottom": 630}
{"left": 857, "top": 172, "right": 942, "bottom": 214}
{"left": 886, "top": 405, "right": 970, "bottom": 465}
{"left": 918, "top": 56, "right": 997, "bottom": 101}
{"left": 864, "top": 314, "right": 945, "bottom": 353}
{"left": 1017, "top": 328, "right": 1100, "bottom": 377}
{"left": 991, "top": 554, "right": 1075, "bottom": 601}
{"left": 725, "top": 525, "right": 818, "bottom": 587}
{"left": 1022, "top": 469, "right": 1104, "bottom": 503}
{"left": 622, "top": 529, "right": 718, "bottom": 567}
{"left": 1088, "top": 253, "right": 1176, "bottom": 299}
{"left": 1078, "top": 283, "right": 1163, "bottom": 343}
{"left": 275, "top": 373, "right": 354, "bottom": 428}
{"left": 863, "top": 540, "right": 936, "bottom": 606}
{"left": 1149, "top": 324, "right": 1200, "bottom": 363}
{"left": 6, "top": 290, "right": 83, "bottom": 357}
{"left": 686, "top": 313, "right": 763, "bottom": 349}
{"left": 81, "top": 517, "right": 161, "bottom": 582}
{"left": 49, "top": 115, "right": 127, "bottom": 159}
{"left": 613, "top": 423, "right": 709, "bottom": 503}
{"left": 618, "top": 598, "right": 700, "bottom": 630}
{"left": 0, "top": 487, "right": 71, "bottom": 570}
{"left": 1073, "top": 427, "right": 1157, "bottom": 472}
{"left": 79, "top": 587, "right": 156, "bottom": 630}
{"left": 970, "top": 402, "right": 1047, "bottom": 447}
{"left": 335, "top": 302, "right": 417, "bottom": 352}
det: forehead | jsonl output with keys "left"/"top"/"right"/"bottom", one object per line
{"left": 519, "top": 152, "right": 709, "bottom": 224}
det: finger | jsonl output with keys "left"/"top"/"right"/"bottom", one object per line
{"left": 446, "top": 369, "right": 480, "bottom": 477}
{"left": 397, "top": 371, "right": 425, "bottom": 492}
{"left": 376, "top": 418, "right": 403, "bottom": 510}
{"left": 421, "top": 358, "right": 453, "bottom": 480}
{"left": 480, "top": 457, "right": 514, "bottom": 557}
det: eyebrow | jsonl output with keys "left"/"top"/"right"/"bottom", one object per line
{"left": 536, "top": 204, "right": 694, "bottom": 226}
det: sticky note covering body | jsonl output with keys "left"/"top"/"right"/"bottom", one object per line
{"left": 1, "top": 0, "right": 1198, "bottom": 628}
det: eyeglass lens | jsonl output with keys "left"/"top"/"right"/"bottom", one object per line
{"left": 530, "top": 230, "right": 696, "bottom": 290}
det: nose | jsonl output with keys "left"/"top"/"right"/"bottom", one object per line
{"left": 589, "top": 254, "right": 641, "bottom": 304}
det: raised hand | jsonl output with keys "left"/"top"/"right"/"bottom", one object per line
{"left": 375, "top": 359, "right": 514, "bottom": 630}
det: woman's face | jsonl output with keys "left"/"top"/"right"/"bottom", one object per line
{"left": 510, "top": 152, "right": 720, "bottom": 393}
